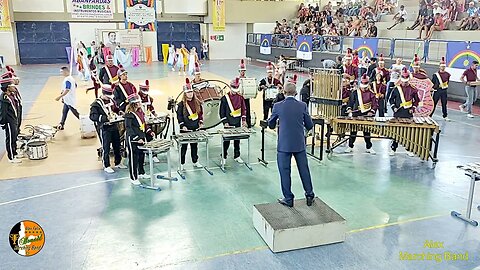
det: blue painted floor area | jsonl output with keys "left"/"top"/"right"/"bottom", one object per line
{"left": 1, "top": 61, "right": 480, "bottom": 270}
{"left": 159, "top": 215, "right": 480, "bottom": 270}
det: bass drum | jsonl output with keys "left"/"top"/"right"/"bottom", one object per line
{"left": 202, "top": 100, "right": 222, "bottom": 129}
{"left": 240, "top": 78, "right": 258, "bottom": 99}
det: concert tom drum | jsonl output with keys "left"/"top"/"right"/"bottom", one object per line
{"left": 202, "top": 99, "right": 222, "bottom": 129}
{"left": 265, "top": 87, "right": 279, "bottom": 100}
{"left": 240, "top": 78, "right": 258, "bottom": 99}
{"left": 147, "top": 112, "right": 168, "bottom": 136}
{"left": 194, "top": 83, "right": 222, "bottom": 103}
{"left": 27, "top": 141, "right": 48, "bottom": 160}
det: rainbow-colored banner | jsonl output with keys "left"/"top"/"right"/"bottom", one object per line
{"left": 212, "top": 0, "right": 225, "bottom": 32}
{"left": 124, "top": 0, "right": 156, "bottom": 31}
{"left": 446, "top": 41, "right": 480, "bottom": 69}
{"left": 353, "top": 38, "right": 378, "bottom": 58}
{"left": 296, "top": 35, "right": 312, "bottom": 60}
{"left": 0, "top": 0, "right": 11, "bottom": 31}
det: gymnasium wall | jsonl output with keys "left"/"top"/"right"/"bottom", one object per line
{"left": 208, "top": 24, "right": 247, "bottom": 60}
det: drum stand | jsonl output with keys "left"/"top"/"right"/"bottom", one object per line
{"left": 140, "top": 147, "right": 178, "bottom": 191}
{"left": 307, "top": 118, "right": 325, "bottom": 161}
{"left": 258, "top": 120, "right": 269, "bottom": 167}
{"left": 451, "top": 165, "right": 480, "bottom": 226}
{"left": 220, "top": 134, "right": 252, "bottom": 172}
{"left": 174, "top": 137, "right": 213, "bottom": 179}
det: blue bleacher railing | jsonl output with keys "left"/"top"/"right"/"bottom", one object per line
{"left": 247, "top": 33, "right": 476, "bottom": 64}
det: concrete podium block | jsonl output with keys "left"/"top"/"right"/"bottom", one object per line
{"left": 253, "top": 197, "right": 346, "bottom": 253}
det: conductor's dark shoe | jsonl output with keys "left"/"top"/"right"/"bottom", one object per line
{"left": 306, "top": 196, "right": 315, "bottom": 206}
{"left": 278, "top": 198, "right": 293, "bottom": 207}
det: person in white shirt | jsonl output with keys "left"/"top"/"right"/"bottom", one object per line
{"left": 387, "top": 5, "right": 407, "bottom": 30}
{"left": 358, "top": 51, "right": 370, "bottom": 77}
{"left": 387, "top": 58, "right": 405, "bottom": 102}
{"left": 432, "top": 3, "right": 445, "bottom": 16}
{"left": 201, "top": 40, "right": 209, "bottom": 60}
{"left": 55, "top": 67, "right": 79, "bottom": 130}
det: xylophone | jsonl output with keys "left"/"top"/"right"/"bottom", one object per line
{"left": 218, "top": 127, "right": 254, "bottom": 171}
{"left": 173, "top": 130, "right": 210, "bottom": 142}
{"left": 172, "top": 130, "right": 213, "bottom": 178}
{"left": 452, "top": 163, "right": 480, "bottom": 226}
{"left": 138, "top": 139, "right": 177, "bottom": 190}
{"left": 328, "top": 116, "right": 440, "bottom": 162}
{"left": 309, "top": 68, "right": 344, "bottom": 120}
{"left": 142, "top": 139, "right": 173, "bottom": 151}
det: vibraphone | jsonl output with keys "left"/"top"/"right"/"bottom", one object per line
{"left": 217, "top": 127, "right": 254, "bottom": 171}
{"left": 327, "top": 116, "right": 441, "bottom": 163}
{"left": 173, "top": 130, "right": 213, "bottom": 179}
{"left": 138, "top": 139, "right": 177, "bottom": 190}
{"left": 451, "top": 163, "right": 480, "bottom": 226}
{"left": 309, "top": 68, "right": 343, "bottom": 120}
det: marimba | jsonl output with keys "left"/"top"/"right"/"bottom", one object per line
{"left": 327, "top": 116, "right": 441, "bottom": 163}
{"left": 138, "top": 139, "right": 177, "bottom": 190}
{"left": 172, "top": 130, "right": 213, "bottom": 179}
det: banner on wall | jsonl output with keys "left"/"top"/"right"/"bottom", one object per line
{"left": 71, "top": 0, "right": 113, "bottom": 20}
{"left": 0, "top": 0, "right": 11, "bottom": 31}
{"left": 212, "top": 0, "right": 225, "bottom": 31}
{"left": 446, "top": 41, "right": 480, "bottom": 69}
{"left": 124, "top": 0, "right": 156, "bottom": 31}
{"left": 353, "top": 38, "right": 378, "bottom": 58}
{"left": 260, "top": 34, "right": 272, "bottom": 55}
{"left": 296, "top": 35, "right": 312, "bottom": 60}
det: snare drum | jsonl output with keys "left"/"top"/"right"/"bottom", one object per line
{"left": 27, "top": 141, "right": 48, "bottom": 160}
{"left": 240, "top": 78, "right": 258, "bottom": 99}
{"left": 202, "top": 99, "right": 222, "bottom": 129}
{"left": 265, "top": 87, "right": 279, "bottom": 100}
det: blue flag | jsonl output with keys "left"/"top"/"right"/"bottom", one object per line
{"left": 260, "top": 34, "right": 272, "bottom": 55}
{"left": 296, "top": 35, "right": 312, "bottom": 60}
{"left": 352, "top": 38, "right": 378, "bottom": 58}
{"left": 446, "top": 41, "right": 480, "bottom": 69}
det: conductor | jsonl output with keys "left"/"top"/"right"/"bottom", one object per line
{"left": 268, "top": 83, "right": 315, "bottom": 207}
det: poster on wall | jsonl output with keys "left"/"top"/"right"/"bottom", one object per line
{"left": 71, "top": 0, "right": 113, "bottom": 20}
{"left": 124, "top": 0, "right": 156, "bottom": 31}
{"left": 97, "top": 29, "right": 142, "bottom": 67}
{"left": 352, "top": 38, "right": 378, "bottom": 58}
{"left": 260, "top": 34, "right": 272, "bottom": 55}
{"left": 212, "top": 0, "right": 225, "bottom": 31}
{"left": 0, "top": 0, "right": 12, "bottom": 31}
{"left": 296, "top": 35, "right": 312, "bottom": 60}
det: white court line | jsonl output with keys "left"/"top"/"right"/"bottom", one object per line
{"left": 0, "top": 177, "right": 127, "bottom": 207}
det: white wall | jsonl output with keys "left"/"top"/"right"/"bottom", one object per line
{"left": 0, "top": 32, "right": 17, "bottom": 65}
{"left": 69, "top": 23, "right": 118, "bottom": 45}
{"left": 253, "top": 23, "right": 276, "bottom": 34}
{"left": 142, "top": 31, "right": 158, "bottom": 62}
{"left": 13, "top": 0, "right": 64, "bottom": 12}
{"left": 163, "top": 0, "right": 207, "bottom": 15}
{"left": 208, "top": 24, "right": 246, "bottom": 60}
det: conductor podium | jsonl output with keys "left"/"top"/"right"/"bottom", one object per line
{"left": 253, "top": 197, "right": 346, "bottom": 252}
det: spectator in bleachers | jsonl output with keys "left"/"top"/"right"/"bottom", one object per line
{"left": 426, "top": 12, "right": 445, "bottom": 39}
{"left": 447, "top": 1, "right": 459, "bottom": 23}
{"left": 458, "top": 2, "right": 478, "bottom": 30}
{"left": 387, "top": 5, "right": 408, "bottom": 30}
{"left": 407, "top": 0, "right": 428, "bottom": 30}
{"left": 365, "top": 20, "right": 378, "bottom": 37}
{"left": 418, "top": 13, "right": 434, "bottom": 39}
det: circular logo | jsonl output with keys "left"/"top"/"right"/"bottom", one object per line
{"left": 9, "top": 220, "right": 45, "bottom": 256}
{"left": 464, "top": 59, "right": 470, "bottom": 67}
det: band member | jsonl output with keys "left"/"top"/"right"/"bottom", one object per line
{"left": 177, "top": 78, "right": 204, "bottom": 171}
{"left": 98, "top": 54, "right": 119, "bottom": 84}
{"left": 343, "top": 48, "right": 358, "bottom": 83}
{"left": 431, "top": 57, "right": 451, "bottom": 121}
{"left": 389, "top": 68, "right": 420, "bottom": 156}
{"left": 258, "top": 62, "right": 282, "bottom": 120}
{"left": 372, "top": 73, "right": 387, "bottom": 117}
{"left": 138, "top": 80, "right": 160, "bottom": 163}
{"left": 1, "top": 68, "right": 22, "bottom": 134}
{"left": 238, "top": 59, "right": 253, "bottom": 128}
{"left": 124, "top": 94, "right": 147, "bottom": 185}
{"left": 220, "top": 78, "right": 247, "bottom": 164}
{"left": 341, "top": 74, "right": 353, "bottom": 116}
{"left": 86, "top": 54, "right": 101, "bottom": 98}
{"left": 89, "top": 84, "right": 126, "bottom": 174}
{"left": 370, "top": 54, "right": 390, "bottom": 83}
{"left": 273, "top": 75, "right": 297, "bottom": 106}
{"left": 344, "top": 74, "right": 378, "bottom": 155}
{"left": 0, "top": 78, "right": 21, "bottom": 163}
{"left": 56, "top": 67, "right": 80, "bottom": 130}
{"left": 191, "top": 63, "right": 207, "bottom": 90}
{"left": 411, "top": 54, "right": 429, "bottom": 79}
{"left": 114, "top": 67, "right": 137, "bottom": 112}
